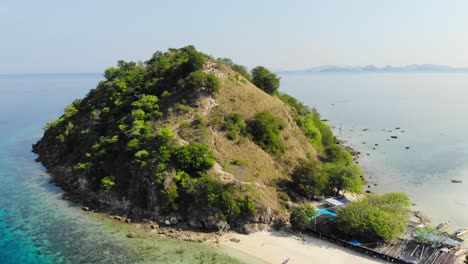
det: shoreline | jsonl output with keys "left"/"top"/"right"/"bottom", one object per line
{"left": 87, "top": 210, "right": 383, "bottom": 264}
{"left": 218, "top": 230, "right": 383, "bottom": 264}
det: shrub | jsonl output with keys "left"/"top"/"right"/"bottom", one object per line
{"left": 162, "top": 183, "right": 179, "bottom": 211}
{"left": 101, "top": 176, "right": 116, "bottom": 192}
{"left": 174, "top": 143, "right": 215, "bottom": 176}
{"left": 290, "top": 204, "right": 316, "bottom": 231}
{"left": 250, "top": 110, "right": 286, "bottom": 155}
{"left": 222, "top": 112, "right": 246, "bottom": 140}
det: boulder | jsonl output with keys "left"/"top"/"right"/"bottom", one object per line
{"left": 170, "top": 217, "right": 178, "bottom": 225}
{"left": 230, "top": 238, "right": 241, "bottom": 243}
{"left": 240, "top": 224, "right": 259, "bottom": 234}
{"left": 203, "top": 216, "right": 228, "bottom": 231}
{"left": 188, "top": 218, "right": 203, "bottom": 229}
{"left": 164, "top": 220, "right": 171, "bottom": 226}
{"left": 127, "top": 232, "right": 136, "bottom": 238}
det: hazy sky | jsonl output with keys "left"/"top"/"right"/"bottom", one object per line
{"left": 1, "top": 0, "right": 468, "bottom": 73}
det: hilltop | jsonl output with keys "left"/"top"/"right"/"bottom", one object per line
{"left": 33, "top": 46, "right": 362, "bottom": 233}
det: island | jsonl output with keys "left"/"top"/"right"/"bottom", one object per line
{"left": 33, "top": 46, "right": 465, "bottom": 264}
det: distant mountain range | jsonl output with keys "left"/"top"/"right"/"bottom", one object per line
{"left": 279, "top": 64, "right": 468, "bottom": 74}
{"left": 0, "top": 72, "right": 102, "bottom": 78}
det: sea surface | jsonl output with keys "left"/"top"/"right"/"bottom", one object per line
{"left": 281, "top": 72, "right": 468, "bottom": 231}
{"left": 0, "top": 75, "right": 250, "bottom": 264}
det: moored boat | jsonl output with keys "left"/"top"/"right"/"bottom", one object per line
{"left": 436, "top": 223, "right": 449, "bottom": 231}
{"left": 453, "top": 228, "right": 468, "bottom": 237}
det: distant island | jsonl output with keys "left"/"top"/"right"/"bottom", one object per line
{"left": 279, "top": 64, "right": 468, "bottom": 74}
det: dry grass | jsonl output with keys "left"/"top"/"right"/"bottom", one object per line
{"left": 170, "top": 61, "right": 318, "bottom": 215}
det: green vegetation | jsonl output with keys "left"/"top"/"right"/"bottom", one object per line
{"left": 279, "top": 93, "right": 338, "bottom": 153}
{"left": 249, "top": 110, "right": 286, "bottom": 155}
{"left": 290, "top": 204, "right": 317, "bottom": 231}
{"left": 180, "top": 70, "right": 220, "bottom": 93}
{"left": 337, "top": 193, "right": 411, "bottom": 241}
{"left": 174, "top": 143, "right": 215, "bottom": 176}
{"left": 324, "top": 163, "right": 362, "bottom": 194}
{"left": 34, "top": 46, "right": 380, "bottom": 233}
{"left": 101, "top": 176, "right": 116, "bottom": 192}
{"left": 34, "top": 46, "right": 257, "bottom": 225}
{"left": 222, "top": 112, "right": 246, "bottom": 140}
{"left": 291, "top": 159, "right": 328, "bottom": 200}
{"left": 251, "top": 66, "right": 280, "bottom": 94}
{"left": 291, "top": 159, "right": 362, "bottom": 200}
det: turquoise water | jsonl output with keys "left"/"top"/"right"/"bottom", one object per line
{"left": 0, "top": 76, "right": 249, "bottom": 263}
{"left": 281, "top": 73, "right": 468, "bottom": 231}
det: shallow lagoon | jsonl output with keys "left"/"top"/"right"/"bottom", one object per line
{"left": 281, "top": 72, "right": 468, "bottom": 230}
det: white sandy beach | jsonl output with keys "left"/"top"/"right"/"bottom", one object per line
{"left": 220, "top": 231, "right": 384, "bottom": 264}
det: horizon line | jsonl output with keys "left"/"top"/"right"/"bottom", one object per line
{"left": 3, "top": 63, "right": 468, "bottom": 76}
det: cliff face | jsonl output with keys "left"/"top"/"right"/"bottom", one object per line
{"left": 33, "top": 46, "right": 341, "bottom": 232}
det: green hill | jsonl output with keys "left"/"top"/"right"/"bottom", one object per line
{"left": 33, "top": 46, "right": 362, "bottom": 232}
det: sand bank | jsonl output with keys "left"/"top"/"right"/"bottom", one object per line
{"left": 219, "top": 231, "right": 384, "bottom": 264}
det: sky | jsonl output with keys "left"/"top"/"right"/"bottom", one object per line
{"left": 1, "top": 0, "right": 468, "bottom": 74}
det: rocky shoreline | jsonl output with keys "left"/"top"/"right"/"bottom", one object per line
{"left": 82, "top": 208, "right": 260, "bottom": 246}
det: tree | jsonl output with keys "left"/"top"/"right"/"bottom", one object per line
{"left": 251, "top": 66, "right": 280, "bottom": 94}
{"left": 337, "top": 192, "right": 411, "bottom": 241}
{"left": 180, "top": 45, "right": 205, "bottom": 73}
{"left": 181, "top": 70, "right": 220, "bottom": 93}
{"left": 291, "top": 159, "right": 329, "bottom": 200}
{"left": 324, "top": 163, "right": 362, "bottom": 195}
{"left": 290, "top": 204, "right": 317, "bottom": 231}
{"left": 324, "top": 145, "right": 353, "bottom": 164}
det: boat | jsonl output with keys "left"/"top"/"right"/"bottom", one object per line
{"left": 453, "top": 228, "right": 468, "bottom": 237}
{"left": 436, "top": 223, "right": 449, "bottom": 231}
{"left": 451, "top": 180, "right": 462, "bottom": 183}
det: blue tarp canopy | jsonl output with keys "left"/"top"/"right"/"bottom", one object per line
{"left": 349, "top": 240, "right": 362, "bottom": 246}
{"left": 316, "top": 209, "right": 337, "bottom": 217}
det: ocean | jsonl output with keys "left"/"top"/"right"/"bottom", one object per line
{"left": 281, "top": 72, "right": 468, "bottom": 231}
{"left": 0, "top": 75, "right": 247, "bottom": 264}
